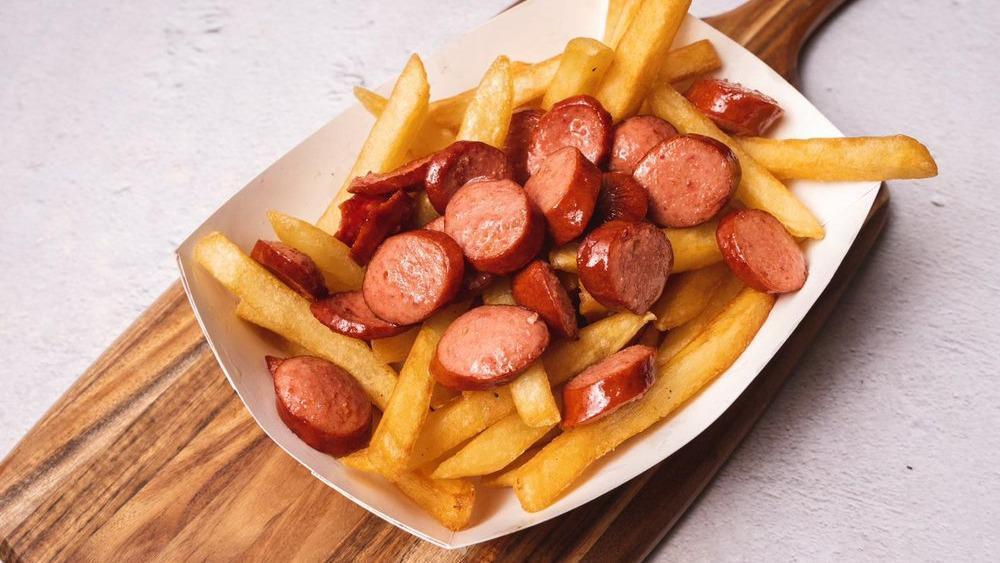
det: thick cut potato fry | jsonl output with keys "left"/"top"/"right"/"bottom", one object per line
{"left": 371, "top": 326, "right": 420, "bottom": 366}
{"left": 542, "top": 38, "right": 615, "bottom": 110}
{"left": 594, "top": 0, "right": 692, "bottom": 121}
{"left": 513, "top": 287, "right": 775, "bottom": 512}
{"left": 457, "top": 56, "right": 514, "bottom": 148}
{"left": 353, "top": 86, "right": 455, "bottom": 158}
{"left": 267, "top": 211, "right": 365, "bottom": 293}
{"left": 657, "top": 273, "right": 743, "bottom": 364}
{"left": 317, "top": 55, "right": 430, "bottom": 234}
{"left": 665, "top": 219, "right": 724, "bottom": 272}
{"left": 578, "top": 285, "right": 610, "bottom": 322}
{"left": 604, "top": 0, "right": 643, "bottom": 49}
{"left": 652, "top": 263, "right": 728, "bottom": 331}
{"left": 510, "top": 363, "right": 562, "bottom": 428}
{"left": 548, "top": 241, "right": 580, "bottom": 273}
{"left": 195, "top": 233, "right": 397, "bottom": 409}
{"left": 658, "top": 39, "right": 721, "bottom": 84}
{"left": 544, "top": 312, "right": 654, "bottom": 386}
{"left": 340, "top": 450, "right": 475, "bottom": 531}
{"left": 413, "top": 192, "right": 439, "bottom": 227}
{"left": 736, "top": 135, "right": 938, "bottom": 181}
{"left": 368, "top": 302, "right": 469, "bottom": 478}
{"left": 409, "top": 387, "right": 515, "bottom": 469}
{"left": 649, "top": 85, "right": 824, "bottom": 239}
{"left": 482, "top": 276, "right": 515, "bottom": 306}
{"left": 431, "top": 413, "right": 554, "bottom": 479}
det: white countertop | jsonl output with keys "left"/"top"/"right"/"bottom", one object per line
{"left": 2, "top": 0, "right": 997, "bottom": 559}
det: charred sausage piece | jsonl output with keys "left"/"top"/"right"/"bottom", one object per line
{"left": 527, "top": 95, "right": 613, "bottom": 175}
{"left": 347, "top": 155, "right": 432, "bottom": 196}
{"left": 512, "top": 260, "right": 578, "bottom": 339}
{"left": 608, "top": 115, "right": 677, "bottom": 174}
{"left": 267, "top": 355, "right": 372, "bottom": 456}
{"left": 444, "top": 179, "right": 545, "bottom": 274}
{"left": 362, "top": 229, "right": 465, "bottom": 325}
{"left": 577, "top": 220, "right": 673, "bottom": 314}
{"left": 561, "top": 345, "right": 655, "bottom": 428}
{"left": 633, "top": 134, "right": 741, "bottom": 228}
{"left": 349, "top": 190, "right": 416, "bottom": 265}
{"left": 425, "top": 140, "right": 512, "bottom": 214}
{"left": 716, "top": 208, "right": 807, "bottom": 293}
{"left": 431, "top": 305, "right": 550, "bottom": 390}
{"left": 685, "top": 78, "right": 784, "bottom": 137}
{"left": 593, "top": 172, "right": 649, "bottom": 224}
{"left": 505, "top": 108, "right": 546, "bottom": 184}
{"left": 252, "top": 240, "right": 328, "bottom": 300}
{"left": 335, "top": 194, "right": 387, "bottom": 247}
{"left": 524, "top": 146, "right": 602, "bottom": 245}
{"left": 311, "top": 291, "right": 410, "bottom": 340}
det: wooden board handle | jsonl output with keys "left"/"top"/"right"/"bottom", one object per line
{"left": 705, "top": 0, "right": 850, "bottom": 84}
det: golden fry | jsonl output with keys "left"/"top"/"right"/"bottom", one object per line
{"left": 658, "top": 39, "right": 722, "bottom": 84}
{"left": 371, "top": 326, "right": 420, "bottom": 366}
{"left": 657, "top": 273, "right": 743, "bottom": 364}
{"left": 510, "top": 362, "right": 562, "bottom": 428}
{"left": 457, "top": 56, "right": 514, "bottom": 148}
{"left": 542, "top": 38, "right": 615, "bottom": 110}
{"left": 652, "top": 263, "right": 728, "bottom": 331}
{"left": 430, "top": 413, "right": 554, "bottom": 479}
{"left": 578, "top": 285, "right": 610, "bottom": 322}
{"left": 604, "top": 0, "right": 643, "bottom": 49}
{"left": 549, "top": 223, "right": 721, "bottom": 275}
{"left": 354, "top": 85, "right": 454, "bottom": 158}
{"left": 268, "top": 211, "right": 364, "bottom": 293}
{"left": 543, "top": 312, "right": 654, "bottom": 386}
{"left": 409, "top": 387, "right": 515, "bottom": 469}
{"left": 482, "top": 276, "right": 516, "bottom": 306}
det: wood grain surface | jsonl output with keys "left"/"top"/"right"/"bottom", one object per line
{"left": 0, "top": 1, "right": 869, "bottom": 561}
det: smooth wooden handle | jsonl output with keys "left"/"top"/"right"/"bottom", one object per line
{"left": 705, "top": 0, "right": 850, "bottom": 84}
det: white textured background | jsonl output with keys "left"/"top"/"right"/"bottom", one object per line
{"left": 2, "top": 0, "right": 998, "bottom": 560}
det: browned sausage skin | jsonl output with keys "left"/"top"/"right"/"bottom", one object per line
{"left": 335, "top": 194, "right": 385, "bottom": 247}
{"left": 593, "top": 172, "right": 649, "bottom": 225}
{"left": 685, "top": 78, "right": 784, "bottom": 137}
{"left": 362, "top": 229, "right": 465, "bottom": 325}
{"left": 425, "top": 140, "right": 511, "bottom": 214}
{"left": 524, "top": 146, "right": 601, "bottom": 245}
{"left": 562, "top": 345, "right": 655, "bottom": 428}
{"left": 444, "top": 179, "right": 545, "bottom": 274}
{"left": 716, "top": 208, "right": 807, "bottom": 294}
{"left": 505, "top": 108, "right": 545, "bottom": 184}
{"left": 267, "top": 355, "right": 373, "bottom": 456}
{"left": 608, "top": 115, "right": 677, "bottom": 174}
{"left": 311, "top": 291, "right": 410, "bottom": 340}
{"left": 633, "top": 134, "right": 740, "bottom": 228}
{"left": 251, "top": 240, "right": 328, "bottom": 300}
{"left": 431, "top": 305, "right": 550, "bottom": 390}
{"left": 347, "top": 155, "right": 432, "bottom": 196}
{"left": 527, "top": 95, "right": 613, "bottom": 175}
{"left": 512, "top": 260, "right": 578, "bottom": 339}
{"left": 348, "top": 190, "right": 416, "bottom": 265}
{"left": 577, "top": 220, "right": 673, "bottom": 314}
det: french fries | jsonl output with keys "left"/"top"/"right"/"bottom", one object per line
{"left": 317, "top": 55, "right": 430, "bottom": 234}
{"left": 413, "top": 192, "right": 439, "bottom": 227}
{"left": 649, "top": 84, "right": 825, "bottom": 239}
{"left": 544, "top": 312, "right": 654, "bottom": 386}
{"left": 578, "top": 285, "right": 610, "bottom": 322}
{"left": 651, "top": 263, "right": 728, "bottom": 330}
{"left": 594, "top": 0, "right": 692, "bottom": 121}
{"left": 658, "top": 39, "right": 722, "bottom": 85}
{"left": 657, "top": 273, "right": 743, "bottom": 364}
{"left": 548, "top": 241, "right": 580, "bottom": 273}
{"left": 353, "top": 86, "right": 456, "bottom": 158}
{"left": 603, "top": 0, "right": 642, "bottom": 49}
{"left": 512, "top": 287, "right": 775, "bottom": 511}
{"left": 456, "top": 56, "right": 514, "bottom": 148}
{"left": 268, "top": 211, "right": 365, "bottom": 293}
{"left": 736, "top": 135, "right": 938, "bottom": 181}
{"left": 409, "top": 387, "right": 515, "bottom": 469}
{"left": 482, "top": 277, "right": 515, "bottom": 305}
{"left": 368, "top": 302, "right": 469, "bottom": 478}
{"left": 371, "top": 326, "right": 420, "bottom": 366}
{"left": 510, "top": 363, "right": 562, "bottom": 428}
{"left": 430, "top": 413, "right": 554, "bottom": 479}
{"left": 549, "top": 224, "right": 722, "bottom": 275}
{"left": 195, "top": 232, "right": 397, "bottom": 409}
{"left": 542, "top": 38, "right": 615, "bottom": 110}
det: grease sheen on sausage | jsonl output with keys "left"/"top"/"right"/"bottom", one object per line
{"left": 311, "top": 291, "right": 410, "bottom": 340}
{"left": 347, "top": 155, "right": 432, "bottom": 196}
{"left": 608, "top": 115, "right": 677, "bottom": 174}
{"left": 512, "top": 260, "right": 578, "bottom": 339}
{"left": 425, "top": 140, "right": 511, "bottom": 213}
{"left": 562, "top": 345, "right": 655, "bottom": 428}
{"left": 527, "top": 95, "right": 613, "bottom": 175}
{"left": 685, "top": 78, "right": 784, "bottom": 137}
{"left": 349, "top": 190, "right": 416, "bottom": 265}
{"left": 577, "top": 220, "right": 673, "bottom": 314}
{"left": 593, "top": 172, "right": 649, "bottom": 225}
{"left": 716, "top": 208, "right": 807, "bottom": 294}
{"left": 251, "top": 240, "right": 328, "bottom": 300}
{"left": 267, "top": 355, "right": 372, "bottom": 456}
{"left": 524, "top": 146, "right": 601, "bottom": 245}
{"left": 335, "top": 194, "right": 386, "bottom": 247}
{"left": 505, "top": 108, "right": 545, "bottom": 184}
{"left": 362, "top": 229, "right": 465, "bottom": 325}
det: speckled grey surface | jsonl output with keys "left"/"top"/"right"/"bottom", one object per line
{"left": 2, "top": 0, "right": 997, "bottom": 559}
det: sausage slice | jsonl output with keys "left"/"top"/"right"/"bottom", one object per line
{"left": 633, "top": 134, "right": 740, "bottom": 228}
{"left": 577, "top": 220, "right": 673, "bottom": 314}
{"left": 524, "top": 146, "right": 601, "bottom": 245}
{"left": 685, "top": 78, "right": 784, "bottom": 137}
{"left": 562, "top": 345, "right": 655, "bottom": 428}
{"left": 347, "top": 155, "right": 432, "bottom": 196}
{"left": 252, "top": 240, "right": 328, "bottom": 300}
{"left": 335, "top": 194, "right": 386, "bottom": 247}
{"left": 505, "top": 108, "right": 545, "bottom": 184}
{"left": 593, "top": 172, "right": 649, "bottom": 225}
{"left": 425, "top": 140, "right": 511, "bottom": 213}
{"left": 267, "top": 355, "right": 372, "bottom": 456}
{"left": 311, "top": 291, "right": 410, "bottom": 340}
{"left": 431, "top": 305, "right": 550, "bottom": 390}
{"left": 444, "top": 179, "right": 545, "bottom": 274}
{"left": 608, "top": 115, "right": 677, "bottom": 174}
{"left": 424, "top": 216, "right": 446, "bottom": 232}
{"left": 349, "top": 190, "right": 416, "bottom": 265}
{"left": 716, "top": 208, "right": 807, "bottom": 294}
{"left": 362, "top": 229, "right": 465, "bottom": 325}
{"left": 512, "top": 260, "right": 578, "bottom": 339}
{"left": 527, "top": 95, "right": 613, "bottom": 176}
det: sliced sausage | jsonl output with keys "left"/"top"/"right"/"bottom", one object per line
{"left": 527, "top": 95, "right": 613, "bottom": 176}
{"left": 633, "top": 134, "right": 740, "bottom": 228}
{"left": 577, "top": 220, "right": 672, "bottom": 314}
{"left": 593, "top": 172, "right": 648, "bottom": 225}
{"left": 505, "top": 108, "right": 545, "bottom": 184}
{"left": 424, "top": 216, "right": 446, "bottom": 232}
{"left": 335, "top": 194, "right": 386, "bottom": 247}
{"left": 608, "top": 115, "right": 677, "bottom": 174}
{"left": 431, "top": 305, "right": 550, "bottom": 390}
{"left": 347, "top": 155, "right": 432, "bottom": 196}
{"left": 363, "top": 229, "right": 465, "bottom": 325}
{"left": 267, "top": 355, "right": 372, "bottom": 456}
{"left": 512, "top": 260, "right": 578, "bottom": 339}
{"left": 425, "top": 140, "right": 511, "bottom": 213}
{"left": 685, "top": 78, "right": 784, "bottom": 137}
{"left": 444, "top": 179, "right": 544, "bottom": 274}
{"left": 457, "top": 269, "right": 495, "bottom": 300}
{"left": 716, "top": 208, "right": 807, "bottom": 293}
{"left": 252, "top": 240, "right": 328, "bottom": 300}
{"left": 524, "top": 146, "right": 601, "bottom": 245}
{"left": 562, "top": 345, "right": 655, "bottom": 428}
{"left": 349, "top": 190, "right": 416, "bottom": 265}
{"left": 311, "top": 291, "right": 410, "bottom": 340}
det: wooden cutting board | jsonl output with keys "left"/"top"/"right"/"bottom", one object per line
{"left": 0, "top": 1, "right": 871, "bottom": 561}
